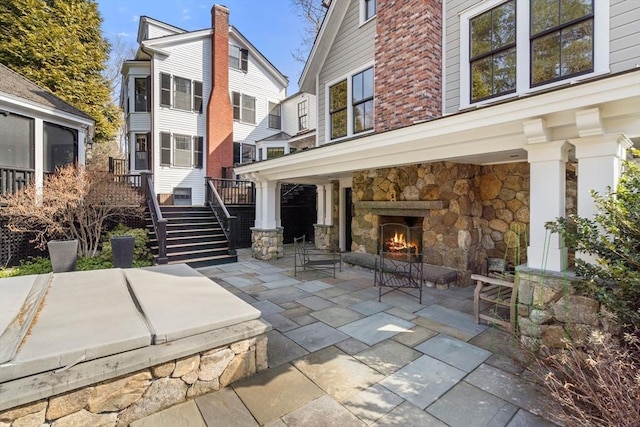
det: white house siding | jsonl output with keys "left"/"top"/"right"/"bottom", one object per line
{"left": 444, "top": 0, "right": 640, "bottom": 114}
{"left": 153, "top": 36, "right": 211, "bottom": 205}
{"left": 282, "top": 93, "right": 317, "bottom": 137}
{"left": 610, "top": 0, "right": 640, "bottom": 73}
{"left": 145, "top": 22, "right": 182, "bottom": 40}
{"left": 317, "top": 0, "right": 375, "bottom": 144}
{"left": 229, "top": 33, "right": 287, "bottom": 145}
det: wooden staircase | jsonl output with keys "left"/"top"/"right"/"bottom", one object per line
{"left": 147, "top": 206, "right": 237, "bottom": 268}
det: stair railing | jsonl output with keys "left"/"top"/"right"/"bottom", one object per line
{"left": 282, "top": 183, "right": 301, "bottom": 198}
{"left": 141, "top": 172, "right": 168, "bottom": 264}
{"left": 205, "top": 177, "right": 237, "bottom": 256}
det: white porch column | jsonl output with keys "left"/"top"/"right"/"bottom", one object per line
{"left": 323, "top": 183, "right": 333, "bottom": 226}
{"left": 34, "top": 118, "right": 44, "bottom": 205}
{"left": 254, "top": 180, "right": 263, "bottom": 228}
{"left": 256, "top": 180, "right": 279, "bottom": 229}
{"left": 275, "top": 182, "right": 282, "bottom": 228}
{"left": 316, "top": 184, "right": 326, "bottom": 225}
{"left": 572, "top": 134, "right": 632, "bottom": 263}
{"left": 525, "top": 140, "right": 570, "bottom": 272}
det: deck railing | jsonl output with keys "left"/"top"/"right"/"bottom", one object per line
{"left": 0, "top": 167, "right": 35, "bottom": 197}
{"left": 205, "top": 177, "right": 237, "bottom": 256}
{"left": 208, "top": 178, "right": 255, "bottom": 205}
{"left": 141, "top": 172, "right": 167, "bottom": 264}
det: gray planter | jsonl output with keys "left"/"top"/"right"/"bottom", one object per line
{"left": 48, "top": 239, "right": 78, "bottom": 273}
{"left": 111, "top": 236, "right": 135, "bottom": 268}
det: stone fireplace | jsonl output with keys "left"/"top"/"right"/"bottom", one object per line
{"left": 351, "top": 162, "right": 533, "bottom": 286}
{"left": 378, "top": 218, "right": 423, "bottom": 255}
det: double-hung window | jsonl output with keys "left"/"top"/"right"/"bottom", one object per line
{"left": 328, "top": 65, "right": 374, "bottom": 141}
{"left": 530, "top": 0, "right": 594, "bottom": 86}
{"left": 461, "top": 0, "right": 603, "bottom": 108}
{"left": 134, "top": 77, "right": 151, "bottom": 112}
{"left": 232, "top": 92, "right": 256, "bottom": 124}
{"left": 469, "top": 0, "right": 516, "bottom": 103}
{"left": 159, "top": 132, "right": 203, "bottom": 168}
{"left": 160, "top": 73, "right": 202, "bottom": 113}
{"left": 229, "top": 45, "right": 248, "bottom": 72}
{"left": 268, "top": 102, "right": 281, "bottom": 129}
{"left": 360, "top": 0, "right": 376, "bottom": 24}
{"left": 298, "top": 100, "right": 308, "bottom": 131}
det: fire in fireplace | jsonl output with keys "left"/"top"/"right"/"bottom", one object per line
{"left": 379, "top": 220, "right": 423, "bottom": 255}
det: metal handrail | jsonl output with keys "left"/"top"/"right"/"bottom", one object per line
{"left": 205, "top": 177, "right": 237, "bottom": 256}
{"left": 141, "top": 172, "right": 167, "bottom": 264}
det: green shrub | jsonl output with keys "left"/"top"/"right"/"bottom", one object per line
{"left": 100, "top": 224, "right": 152, "bottom": 265}
{"left": 0, "top": 257, "right": 52, "bottom": 277}
{"left": 546, "top": 150, "right": 640, "bottom": 331}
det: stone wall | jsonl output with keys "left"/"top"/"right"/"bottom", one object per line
{"left": 351, "top": 162, "right": 531, "bottom": 285}
{"left": 0, "top": 335, "right": 267, "bottom": 427}
{"left": 517, "top": 270, "right": 616, "bottom": 351}
{"left": 314, "top": 224, "right": 337, "bottom": 250}
{"left": 251, "top": 227, "right": 283, "bottom": 260}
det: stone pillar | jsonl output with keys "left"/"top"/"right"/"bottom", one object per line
{"left": 313, "top": 224, "right": 337, "bottom": 250}
{"left": 524, "top": 141, "right": 569, "bottom": 272}
{"left": 572, "top": 134, "right": 632, "bottom": 264}
{"left": 251, "top": 180, "right": 282, "bottom": 260}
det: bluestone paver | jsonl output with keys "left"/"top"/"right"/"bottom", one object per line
{"left": 195, "top": 388, "right": 258, "bottom": 427}
{"left": 293, "top": 346, "right": 384, "bottom": 402}
{"left": 506, "top": 409, "right": 555, "bottom": 427}
{"left": 338, "top": 312, "right": 415, "bottom": 346}
{"left": 251, "top": 300, "right": 284, "bottom": 315}
{"left": 262, "top": 277, "right": 303, "bottom": 289}
{"left": 414, "top": 305, "right": 487, "bottom": 339}
{"left": 334, "top": 338, "right": 370, "bottom": 355}
{"left": 281, "top": 395, "right": 366, "bottom": 427}
{"left": 266, "top": 330, "right": 309, "bottom": 368}
{"left": 354, "top": 340, "right": 421, "bottom": 375}
{"left": 297, "top": 295, "right": 335, "bottom": 310}
{"left": 311, "top": 306, "right": 364, "bottom": 327}
{"left": 263, "top": 313, "right": 299, "bottom": 332}
{"left": 391, "top": 326, "right": 438, "bottom": 348}
{"left": 232, "top": 363, "right": 324, "bottom": 426}
{"left": 295, "top": 280, "right": 333, "bottom": 292}
{"left": 284, "top": 321, "right": 349, "bottom": 352}
{"left": 342, "top": 383, "right": 404, "bottom": 425}
{"left": 415, "top": 334, "right": 491, "bottom": 372}
{"left": 130, "top": 400, "right": 206, "bottom": 427}
{"left": 372, "top": 401, "right": 448, "bottom": 427}
{"left": 350, "top": 300, "right": 391, "bottom": 316}
{"left": 380, "top": 355, "right": 466, "bottom": 409}
{"left": 426, "top": 382, "right": 518, "bottom": 427}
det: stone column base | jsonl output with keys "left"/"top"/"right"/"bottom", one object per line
{"left": 251, "top": 227, "right": 283, "bottom": 260}
{"left": 313, "top": 224, "right": 337, "bottom": 250}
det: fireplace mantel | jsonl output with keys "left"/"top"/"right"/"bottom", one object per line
{"left": 355, "top": 200, "right": 448, "bottom": 217}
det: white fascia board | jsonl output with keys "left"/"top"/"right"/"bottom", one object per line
{"left": 236, "top": 71, "right": 640, "bottom": 181}
{"left": 138, "top": 16, "right": 186, "bottom": 42}
{"left": 121, "top": 60, "right": 150, "bottom": 76}
{"left": 0, "top": 94, "right": 95, "bottom": 129}
{"left": 299, "top": 1, "right": 350, "bottom": 94}
{"left": 230, "top": 27, "right": 288, "bottom": 88}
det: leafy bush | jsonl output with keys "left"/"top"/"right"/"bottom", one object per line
{"left": 537, "top": 331, "right": 640, "bottom": 426}
{"left": 100, "top": 224, "right": 152, "bottom": 265}
{"left": 546, "top": 150, "right": 639, "bottom": 331}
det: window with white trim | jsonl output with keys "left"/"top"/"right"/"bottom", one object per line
{"left": 159, "top": 132, "right": 203, "bottom": 168}
{"left": 229, "top": 45, "right": 248, "bottom": 72}
{"left": 159, "top": 73, "right": 203, "bottom": 113}
{"left": 298, "top": 100, "right": 308, "bottom": 131}
{"left": 134, "top": 77, "right": 151, "bottom": 112}
{"left": 327, "top": 65, "right": 374, "bottom": 141}
{"left": 268, "top": 102, "right": 281, "bottom": 129}
{"left": 360, "top": 0, "right": 376, "bottom": 24}
{"left": 460, "top": 0, "right": 605, "bottom": 108}
{"left": 232, "top": 92, "right": 256, "bottom": 124}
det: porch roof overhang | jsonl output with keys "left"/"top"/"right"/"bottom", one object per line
{"left": 236, "top": 71, "right": 640, "bottom": 184}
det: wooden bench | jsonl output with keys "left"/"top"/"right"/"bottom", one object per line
{"left": 294, "top": 235, "right": 341, "bottom": 278}
{"left": 472, "top": 273, "right": 518, "bottom": 334}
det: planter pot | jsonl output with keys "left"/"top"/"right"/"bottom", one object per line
{"left": 111, "top": 236, "right": 135, "bottom": 268}
{"left": 48, "top": 239, "right": 78, "bottom": 273}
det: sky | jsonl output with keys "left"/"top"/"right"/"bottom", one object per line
{"left": 97, "top": 0, "right": 309, "bottom": 93}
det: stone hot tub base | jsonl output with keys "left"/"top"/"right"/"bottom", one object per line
{"left": 0, "top": 265, "right": 270, "bottom": 426}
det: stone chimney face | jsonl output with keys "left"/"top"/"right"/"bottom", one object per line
{"left": 206, "top": 4, "right": 233, "bottom": 178}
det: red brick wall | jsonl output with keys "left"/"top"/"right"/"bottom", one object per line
{"left": 374, "top": 0, "right": 442, "bottom": 132}
{"left": 206, "top": 5, "right": 233, "bottom": 178}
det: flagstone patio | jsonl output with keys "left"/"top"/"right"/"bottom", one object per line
{"left": 132, "top": 247, "right": 556, "bottom": 427}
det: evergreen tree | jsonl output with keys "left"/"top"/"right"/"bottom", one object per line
{"left": 0, "top": 0, "right": 120, "bottom": 143}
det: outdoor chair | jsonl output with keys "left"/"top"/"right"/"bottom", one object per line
{"left": 293, "top": 235, "right": 341, "bottom": 278}
{"left": 472, "top": 273, "right": 519, "bottom": 334}
{"left": 375, "top": 252, "right": 424, "bottom": 304}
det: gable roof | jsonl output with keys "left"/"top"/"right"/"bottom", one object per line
{"left": 0, "top": 64, "right": 94, "bottom": 122}
{"left": 298, "top": 0, "right": 349, "bottom": 93}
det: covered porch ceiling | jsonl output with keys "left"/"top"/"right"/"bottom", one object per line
{"left": 235, "top": 71, "right": 640, "bottom": 184}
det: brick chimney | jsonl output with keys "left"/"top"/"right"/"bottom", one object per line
{"left": 374, "top": 0, "right": 442, "bottom": 132}
{"left": 206, "top": 4, "right": 233, "bottom": 178}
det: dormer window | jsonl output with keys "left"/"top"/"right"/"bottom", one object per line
{"left": 229, "top": 45, "right": 248, "bottom": 72}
